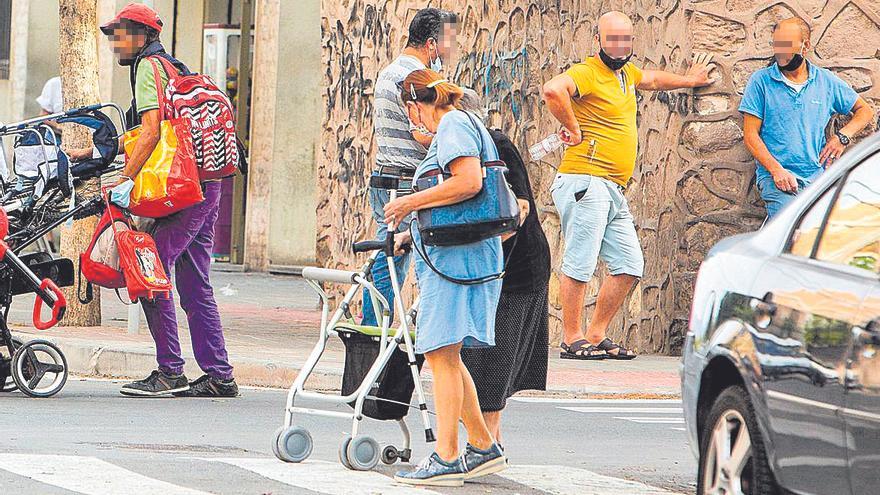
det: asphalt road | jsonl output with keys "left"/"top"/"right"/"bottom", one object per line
{"left": 0, "top": 379, "right": 696, "bottom": 494}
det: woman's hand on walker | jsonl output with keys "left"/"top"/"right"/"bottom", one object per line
{"left": 393, "top": 231, "right": 412, "bottom": 256}
{"left": 384, "top": 196, "right": 415, "bottom": 227}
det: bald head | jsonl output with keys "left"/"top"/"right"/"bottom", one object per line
{"left": 597, "top": 11, "right": 633, "bottom": 36}
{"left": 773, "top": 17, "right": 810, "bottom": 42}
{"left": 595, "top": 11, "right": 633, "bottom": 59}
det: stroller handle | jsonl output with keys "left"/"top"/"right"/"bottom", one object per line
{"left": 0, "top": 102, "right": 126, "bottom": 136}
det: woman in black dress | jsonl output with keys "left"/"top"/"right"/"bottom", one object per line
{"left": 458, "top": 90, "right": 551, "bottom": 446}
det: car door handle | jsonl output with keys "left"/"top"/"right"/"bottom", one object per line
{"left": 749, "top": 293, "right": 777, "bottom": 316}
{"left": 853, "top": 320, "right": 880, "bottom": 346}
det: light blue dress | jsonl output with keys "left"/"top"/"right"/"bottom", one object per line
{"left": 411, "top": 110, "right": 503, "bottom": 354}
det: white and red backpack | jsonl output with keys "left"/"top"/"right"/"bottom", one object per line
{"left": 150, "top": 56, "right": 246, "bottom": 181}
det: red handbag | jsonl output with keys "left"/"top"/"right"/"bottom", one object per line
{"left": 79, "top": 201, "right": 129, "bottom": 291}
{"left": 125, "top": 57, "right": 203, "bottom": 218}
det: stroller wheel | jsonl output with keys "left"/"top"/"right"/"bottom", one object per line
{"left": 346, "top": 435, "right": 380, "bottom": 471}
{"left": 275, "top": 426, "right": 313, "bottom": 463}
{"left": 11, "top": 339, "right": 68, "bottom": 398}
{"left": 338, "top": 436, "right": 353, "bottom": 470}
{"left": 381, "top": 445, "right": 399, "bottom": 465}
{"left": 1, "top": 337, "right": 25, "bottom": 392}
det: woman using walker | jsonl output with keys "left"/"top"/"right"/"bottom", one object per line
{"left": 383, "top": 69, "right": 506, "bottom": 487}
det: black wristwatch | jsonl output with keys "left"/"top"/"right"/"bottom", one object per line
{"left": 835, "top": 130, "right": 851, "bottom": 146}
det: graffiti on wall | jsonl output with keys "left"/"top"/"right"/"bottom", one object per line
{"left": 319, "top": 0, "right": 880, "bottom": 354}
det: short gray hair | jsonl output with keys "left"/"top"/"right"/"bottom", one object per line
{"left": 772, "top": 17, "right": 811, "bottom": 42}
{"left": 456, "top": 88, "right": 487, "bottom": 120}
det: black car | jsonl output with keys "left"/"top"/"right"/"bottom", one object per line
{"left": 682, "top": 132, "right": 880, "bottom": 495}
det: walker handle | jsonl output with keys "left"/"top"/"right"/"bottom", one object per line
{"left": 352, "top": 237, "right": 411, "bottom": 255}
{"left": 33, "top": 279, "right": 66, "bottom": 330}
{"left": 352, "top": 240, "right": 385, "bottom": 253}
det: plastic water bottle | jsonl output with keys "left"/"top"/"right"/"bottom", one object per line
{"left": 529, "top": 133, "right": 563, "bottom": 161}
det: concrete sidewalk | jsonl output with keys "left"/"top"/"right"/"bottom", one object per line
{"left": 9, "top": 267, "right": 681, "bottom": 398}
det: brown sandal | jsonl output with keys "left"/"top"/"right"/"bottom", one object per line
{"left": 596, "top": 338, "right": 638, "bottom": 360}
{"left": 560, "top": 339, "right": 607, "bottom": 360}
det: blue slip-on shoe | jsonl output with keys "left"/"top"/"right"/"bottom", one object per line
{"left": 461, "top": 443, "right": 508, "bottom": 480}
{"left": 394, "top": 452, "right": 466, "bottom": 487}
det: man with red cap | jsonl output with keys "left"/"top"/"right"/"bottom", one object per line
{"left": 71, "top": 3, "right": 238, "bottom": 398}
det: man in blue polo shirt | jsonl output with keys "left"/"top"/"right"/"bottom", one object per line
{"left": 740, "top": 17, "right": 874, "bottom": 218}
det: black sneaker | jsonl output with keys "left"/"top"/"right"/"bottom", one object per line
{"left": 120, "top": 370, "right": 189, "bottom": 397}
{"left": 173, "top": 374, "right": 239, "bottom": 398}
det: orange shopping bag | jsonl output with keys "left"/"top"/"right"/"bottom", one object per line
{"left": 124, "top": 57, "right": 203, "bottom": 218}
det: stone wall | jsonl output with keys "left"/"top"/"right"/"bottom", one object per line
{"left": 319, "top": 0, "right": 880, "bottom": 354}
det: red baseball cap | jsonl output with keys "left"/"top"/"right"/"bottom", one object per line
{"left": 100, "top": 3, "right": 163, "bottom": 35}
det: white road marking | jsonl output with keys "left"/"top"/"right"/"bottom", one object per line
{"left": 498, "top": 464, "right": 682, "bottom": 494}
{"left": 203, "top": 458, "right": 441, "bottom": 495}
{"left": 560, "top": 407, "right": 683, "bottom": 414}
{"left": 615, "top": 417, "right": 686, "bottom": 424}
{"left": 670, "top": 427, "right": 687, "bottom": 431}
{"left": 512, "top": 397, "right": 680, "bottom": 404}
{"left": 0, "top": 454, "right": 213, "bottom": 495}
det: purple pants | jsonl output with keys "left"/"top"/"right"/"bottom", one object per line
{"left": 141, "top": 181, "right": 233, "bottom": 380}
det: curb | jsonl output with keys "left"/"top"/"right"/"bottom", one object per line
{"left": 15, "top": 332, "right": 681, "bottom": 399}
{"left": 18, "top": 333, "right": 342, "bottom": 392}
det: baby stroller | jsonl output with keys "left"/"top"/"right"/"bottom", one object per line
{"left": 0, "top": 103, "right": 126, "bottom": 398}
{"left": 273, "top": 217, "right": 433, "bottom": 471}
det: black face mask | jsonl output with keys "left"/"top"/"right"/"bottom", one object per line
{"left": 598, "top": 47, "right": 632, "bottom": 71}
{"left": 777, "top": 52, "right": 805, "bottom": 72}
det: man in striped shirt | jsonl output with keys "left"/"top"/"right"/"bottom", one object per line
{"left": 363, "top": 8, "right": 458, "bottom": 327}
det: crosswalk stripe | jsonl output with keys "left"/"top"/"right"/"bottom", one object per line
{"left": 202, "top": 457, "right": 442, "bottom": 495}
{"left": 559, "top": 407, "right": 683, "bottom": 414}
{"left": 614, "top": 417, "right": 685, "bottom": 424}
{"left": 498, "top": 464, "right": 682, "bottom": 494}
{"left": 0, "top": 454, "right": 212, "bottom": 495}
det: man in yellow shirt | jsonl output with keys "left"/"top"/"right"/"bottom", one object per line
{"left": 542, "top": 11, "right": 714, "bottom": 360}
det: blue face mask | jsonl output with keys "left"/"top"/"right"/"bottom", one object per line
{"left": 109, "top": 178, "right": 134, "bottom": 209}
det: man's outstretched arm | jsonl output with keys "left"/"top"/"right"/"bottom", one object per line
{"left": 638, "top": 53, "right": 715, "bottom": 91}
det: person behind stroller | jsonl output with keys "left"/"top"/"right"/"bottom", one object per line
{"left": 69, "top": 3, "right": 238, "bottom": 398}
{"left": 383, "top": 70, "right": 506, "bottom": 487}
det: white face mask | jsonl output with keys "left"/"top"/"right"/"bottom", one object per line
{"left": 429, "top": 40, "right": 443, "bottom": 72}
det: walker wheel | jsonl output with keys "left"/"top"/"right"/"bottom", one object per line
{"left": 11, "top": 339, "right": 67, "bottom": 398}
{"left": 345, "top": 435, "right": 380, "bottom": 471}
{"left": 274, "top": 426, "right": 313, "bottom": 463}
{"left": 338, "top": 436, "right": 353, "bottom": 470}
{"left": 1, "top": 337, "right": 24, "bottom": 392}
{"left": 381, "top": 445, "right": 399, "bottom": 465}
{"left": 270, "top": 426, "right": 285, "bottom": 459}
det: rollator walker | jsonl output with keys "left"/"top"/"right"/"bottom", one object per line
{"left": 272, "top": 174, "right": 434, "bottom": 471}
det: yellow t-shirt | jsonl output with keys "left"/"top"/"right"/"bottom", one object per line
{"left": 559, "top": 57, "right": 643, "bottom": 186}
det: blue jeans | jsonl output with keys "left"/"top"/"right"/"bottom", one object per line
{"left": 757, "top": 168, "right": 824, "bottom": 218}
{"left": 361, "top": 180, "right": 412, "bottom": 327}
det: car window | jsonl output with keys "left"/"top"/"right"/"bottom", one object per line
{"left": 787, "top": 184, "right": 838, "bottom": 258}
{"left": 816, "top": 154, "right": 880, "bottom": 274}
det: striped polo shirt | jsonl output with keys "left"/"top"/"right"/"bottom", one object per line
{"left": 373, "top": 55, "right": 427, "bottom": 171}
